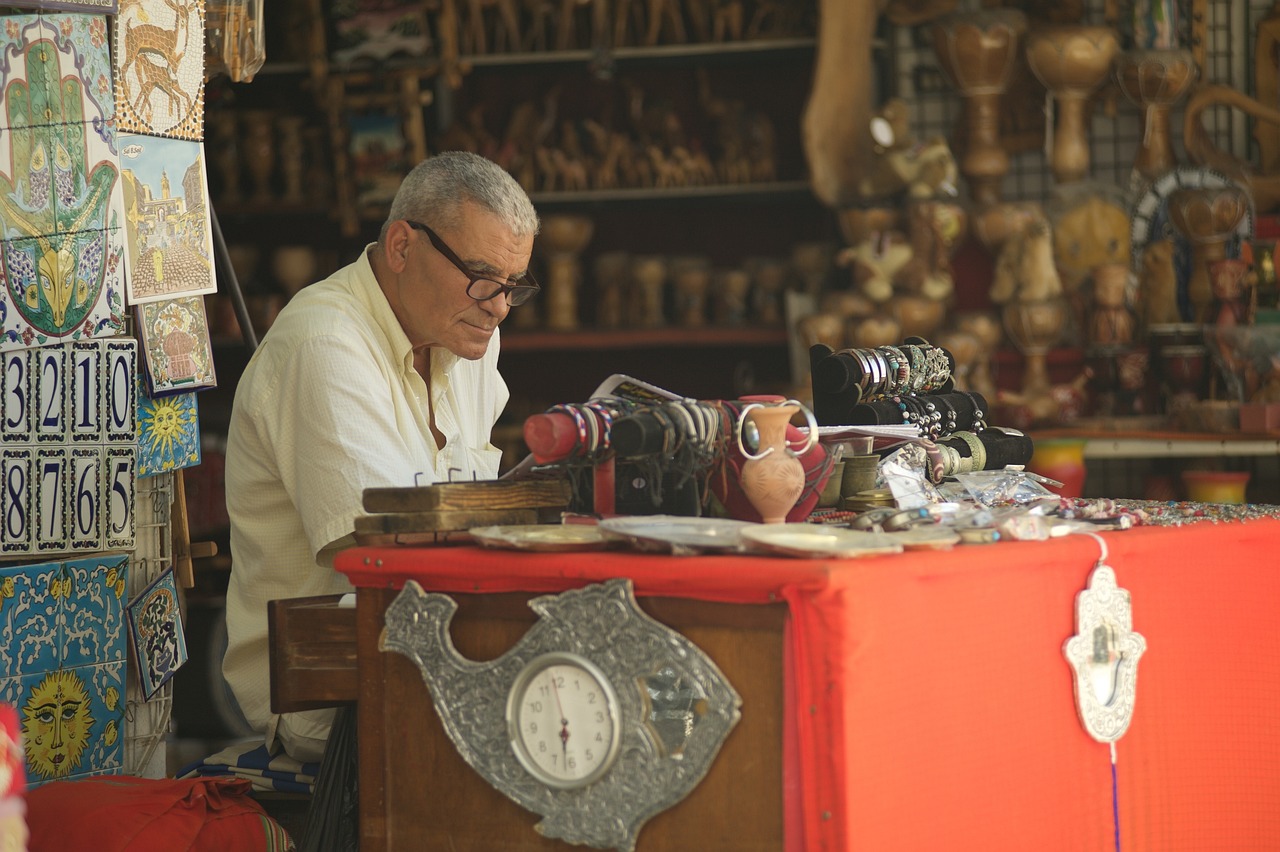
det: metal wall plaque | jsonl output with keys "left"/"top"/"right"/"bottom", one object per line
{"left": 382, "top": 578, "right": 742, "bottom": 851}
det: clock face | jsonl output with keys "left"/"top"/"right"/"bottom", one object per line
{"left": 507, "top": 652, "right": 621, "bottom": 789}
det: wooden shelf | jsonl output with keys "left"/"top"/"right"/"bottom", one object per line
{"left": 501, "top": 325, "right": 786, "bottom": 352}
{"left": 529, "top": 180, "right": 814, "bottom": 207}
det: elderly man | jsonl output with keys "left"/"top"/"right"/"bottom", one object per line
{"left": 222, "top": 151, "right": 540, "bottom": 762}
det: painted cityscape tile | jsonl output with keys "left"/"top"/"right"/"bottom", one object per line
{"left": 62, "top": 553, "right": 126, "bottom": 668}
{"left": 136, "top": 295, "right": 215, "bottom": 394}
{"left": 31, "top": 342, "right": 67, "bottom": 444}
{"left": 119, "top": 134, "right": 214, "bottom": 304}
{"left": 102, "top": 445, "right": 135, "bottom": 550}
{"left": 1, "top": 348, "right": 34, "bottom": 444}
{"left": 66, "top": 447, "right": 102, "bottom": 550}
{"left": 33, "top": 447, "right": 68, "bottom": 552}
{"left": 0, "top": 559, "right": 62, "bottom": 678}
{"left": 7, "top": 660, "right": 124, "bottom": 786}
{"left": 114, "top": 0, "right": 205, "bottom": 140}
{"left": 127, "top": 566, "right": 185, "bottom": 699}
{"left": 68, "top": 340, "right": 101, "bottom": 443}
{"left": 103, "top": 338, "right": 137, "bottom": 444}
{"left": 137, "top": 380, "right": 200, "bottom": 477}
{"left": 0, "top": 449, "right": 34, "bottom": 555}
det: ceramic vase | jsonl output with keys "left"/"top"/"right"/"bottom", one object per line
{"left": 931, "top": 10, "right": 1028, "bottom": 204}
{"left": 1182, "top": 470, "right": 1249, "bottom": 504}
{"left": 1025, "top": 26, "right": 1121, "bottom": 183}
{"left": 1165, "top": 185, "right": 1250, "bottom": 323}
{"left": 630, "top": 255, "right": 668, "bottom": 328}
{"left": 736, "top": 400, "right": 818, "bottom": 524}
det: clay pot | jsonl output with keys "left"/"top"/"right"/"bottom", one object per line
{"left": 1030, "top": 438, "right": 1088, "bottom": 498}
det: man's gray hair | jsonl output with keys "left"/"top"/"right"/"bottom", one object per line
{"left": 383, "top": 151, "right": 539, "bottom": 240}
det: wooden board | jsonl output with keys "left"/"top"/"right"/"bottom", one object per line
{"left": 362, "top": 479, "right": 572, "bottom": 513}
{"left": 354, "top": 507, "right": 544, "bottom": 534}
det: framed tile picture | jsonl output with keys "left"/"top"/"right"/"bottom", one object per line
{"left": 126, "top": 566, "right": 186, "bottom": 700}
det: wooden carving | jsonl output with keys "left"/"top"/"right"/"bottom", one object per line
{"left": 1184, "top": 83, "right": 1280, "bottom": 214}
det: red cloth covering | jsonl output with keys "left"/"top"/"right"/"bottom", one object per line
{"left": 340, "top": 516, "right": 1280, "bottom": 852}
{"left": 26, "top": 776, "right": 292, "bottom": 851}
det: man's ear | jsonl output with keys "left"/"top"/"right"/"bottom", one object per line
{"left": 383, "top": 221, "right": 413, "bottom": 274}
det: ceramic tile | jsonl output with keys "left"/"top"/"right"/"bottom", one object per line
{"left": 42, "top": 13, "right": 115, "bottom": 131}
{"left": 66, "top": 447, "right": 102, "bottom": 550}
{"left": 127, "top": 566, "right": 185, "bottom": 699}
{"left": 33, "top": 447, "right": 68, "bottom": 552}
{"left": 0, "top": 230, "right": 125, "bottom": 353}
{"left": 0, "top": 449, "right": 34, "bottom": 555}
{"left": 136, "top": 295, "right": 216, "bottom": 394}
{"left": 61, "top": 553, "right": 126, "bottom": 667}
{"left": 31, "top": 341, "right": 68, "bottom": 444}
{"left": 114, "top": 0, "right": 205, "bottom": 140}
{"left": 119, "top": 134, "right": 215, "bottom": 303}
{"left": 137, "top": 381, "right": 200, "bottom": 477}
{"left": 0, "top": 559, "right": 62, "bottom": 678}
{"left": 102, "top": 445, "right": 134, "bottom": 550}
{"left": 49, "top": 123, "right": 119, "bottom": 237}
{"left": 13, "top": 661, "right": 124, "bottom": 786}
{"left": 1, "top": 16, "right": 59, "bottom": 131}
{"left": 1, "top": 348, "right": 35, "bottom": 445}
{"left": 102, "top": 337, "right": 136, "bottom": 444}
{"left": 68, "top": 340, "right": 101, "bottom": 443}
{"left": 0, "top": 124, "right": 57, "bottom": 240}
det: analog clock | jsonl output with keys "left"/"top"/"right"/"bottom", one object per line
{"left": 507, "top": 652, "right": 621, "bottom": 789}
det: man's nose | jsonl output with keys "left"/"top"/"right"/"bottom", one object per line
{"left": 481, "top": 292, "right": 511, "bottom": 320}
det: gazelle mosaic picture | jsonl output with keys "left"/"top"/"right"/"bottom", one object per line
{"left": 113, "top": 0, "right": 204, "bottom": 140}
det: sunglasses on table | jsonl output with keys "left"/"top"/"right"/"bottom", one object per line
{"left": 404, "top": 219, "right": 540, "bottom": 306}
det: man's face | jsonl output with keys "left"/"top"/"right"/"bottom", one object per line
{"left": 388, "top": 203, "right": 534, "bottom": 360}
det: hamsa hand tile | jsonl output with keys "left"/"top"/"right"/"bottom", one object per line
{"left": 0, "top": 449, "right": 34, "bottom": 556}
{"left": 0, "top": 124, "right": 56, "bottom": 239}
{"left": 0, "top": 559, "right": 62, "bottom": 678}
{"left": 1, "top": 348, "right": 34, "bottom": 444}
{"left": 43, "top": 14, "right": 115, "bottom": 136}
{"left": 1, "top": 229, "right": 123, "bottom": 351}
{"left": 61, "top": 553, "right": 126, "bottom": 667}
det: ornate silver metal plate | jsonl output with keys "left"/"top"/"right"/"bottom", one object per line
{"left": 1063, "top": 564, "right": 1147, "bottom": 743}
{"left": 381, "top": 578, "right": 742, "bottom": 851}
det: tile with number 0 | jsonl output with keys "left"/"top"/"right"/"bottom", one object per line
{"left": 102, "top": 446, "right": 135, "bottom": 551}
{"left": 69, "top": 341, "right": 103, "bottom": 444}
{"left": 33, "top": 345, "right": 68, "bottom": 445}
{"left": 103, "top": 340, "right": 137, "bottom": 444}
{"left": 34, "top": 448, "right": 69, "bottom": 553}
{"left": 68, "top": 448, "right": 103, "bottom": 552}
{"left": 2, "top": 349, "right": 33, "bottom": 445}
{"left": 0, "top": 449, "right": 33, "bottom": 555}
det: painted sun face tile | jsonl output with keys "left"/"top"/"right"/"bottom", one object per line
{"left": 14, "top": 661, "right": 123, "bottom": 786}
{"left": 114, "top": 0, "right": 205, "bottom": 140}
{"left": 137, "top": 379, "right": 200, "bottom": 477}
{"left": 119, "top": 134, "right": 213, "bottom": 304}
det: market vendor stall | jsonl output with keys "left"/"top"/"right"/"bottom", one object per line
{"left": 309, "top": 513, "right": 1280, "bottom": 852}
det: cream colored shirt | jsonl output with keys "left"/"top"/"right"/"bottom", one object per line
{"left": 222, "top": 246, "right": 508, "bottom": 752}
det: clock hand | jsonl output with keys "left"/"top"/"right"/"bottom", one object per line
{"left": 550, "top": 674, "right": 569, "bottom": 761}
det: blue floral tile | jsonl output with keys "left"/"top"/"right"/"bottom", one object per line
{"left": 0, "top": 559, "right": 62, "bottom": 678}
{"left": 61, "top": 552, "right": 126, "bottom": 668}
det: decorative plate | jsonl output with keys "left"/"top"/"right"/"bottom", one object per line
{"left": 469, "top": 524, "right": 610, "bottom": 552}
{"left": 597, "top": 516, "right": 752, "bottom": 554}
{"left": 740, "top": 523, "right": 904, "bottom": 559}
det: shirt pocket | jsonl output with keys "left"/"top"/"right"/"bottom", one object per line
{"left": 469, "top": 444, "right": 503, "bottom": 480}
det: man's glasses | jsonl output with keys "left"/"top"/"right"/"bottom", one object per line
{"left": 404, "top": 220, "right": 540, "bottom": 306}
